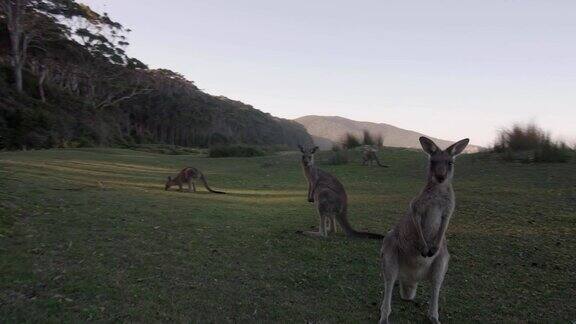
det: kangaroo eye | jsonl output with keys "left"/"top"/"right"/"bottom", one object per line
{"left": 448, "top": 161, "right": 454, "bottom": 166}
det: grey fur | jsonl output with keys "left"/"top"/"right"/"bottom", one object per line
{"left": 298, "top": 145, "right": 383, "bottom": 239}
{"left": 165, "top": 167, "right": 225, "bottom": 194}
{"left": 362, "top": 145, "right": 389, "bottom": 167}
{"left": 378, "top": 137, "right": 469, "bottom": 324}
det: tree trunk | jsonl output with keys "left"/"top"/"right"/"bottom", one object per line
{"left": 3, "top": 0, "right": 26, "bottom": 93}
{"left": 13, "top": 62, "right": 23, "bottom": 93}
{"left": 38, "top": 68, "right": 46, "bottom": 102}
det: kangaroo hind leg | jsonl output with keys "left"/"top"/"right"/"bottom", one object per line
{"left": 379, "top": 238, "right": 399, "bottom": 324}
{"left": 303, "top": 212, "right": 327, "bottom": 238}
{"left": 427, "top": 249, "right": 449, "bottom": 324}
{"left": 326, "top": 215, "right": 337, "bottom": 234}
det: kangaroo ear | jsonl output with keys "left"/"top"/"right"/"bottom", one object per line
{"left": 419, "top": 137, "right": 440, "bottom": 155}
{"left": 446, "top": 138, "right": 470, "bottom": 156}
{"left": 311, "top": 146, "right": 319, "bottom": 154}
{"left": 297, "top": 144, "right": 304, "bottom": 153}
{"left": 167, "top": 176, "right": 172, "bottom": 181}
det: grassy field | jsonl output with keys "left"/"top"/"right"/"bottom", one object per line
{"left": 0, "top": 148, "right": 575, "bottom": 322}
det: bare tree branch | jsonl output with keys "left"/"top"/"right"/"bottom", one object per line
{"left": 94, "top": 87, "right": 153, "bottom": 110}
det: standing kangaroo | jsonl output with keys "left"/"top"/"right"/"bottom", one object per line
{"left": 362, "top": 146, "right": 389, "bottom": 167}
{"left": 298, "top": 145, "right": 383, "bottom": 239}
{"left": 378, "top": 137, "right": 469, "bottom": 324}
{"left": 165, "top": 167, "right": 225, "bottom": 194}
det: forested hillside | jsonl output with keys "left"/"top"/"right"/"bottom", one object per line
{"left": 0, "top": 0, "right": 312, "bottom": 150}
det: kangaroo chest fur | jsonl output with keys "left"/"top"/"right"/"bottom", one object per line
{"left": 393, "top": 185, "right": 455, "bottom": 282}
{"left": 414, "top": 186, "right": 454, "bottom": 243}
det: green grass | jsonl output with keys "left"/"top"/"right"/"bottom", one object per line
{"left": 0, "top": 147, "right": 574, "bottom": 322}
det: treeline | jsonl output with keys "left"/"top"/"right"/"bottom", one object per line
{"left": 0, "top": 0, "right": 312, "bottom": 150}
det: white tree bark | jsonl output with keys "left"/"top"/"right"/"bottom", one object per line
{"left": 1, "top": 0, "right": 29, "bottom": 93}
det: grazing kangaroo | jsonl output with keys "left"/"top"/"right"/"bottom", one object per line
{"left": 165, "top": 167, "right": 225, "bottom": 194}
{"left": 378, "top": 137, "right": 469, "bottom": 324}
{"left": 298, "top": 145, "right": 383, "bottom": 239}
{"left": 362, "top": 145, "right": 389, "bottom": 167}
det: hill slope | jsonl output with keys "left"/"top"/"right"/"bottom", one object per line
{"left": 295, "top": 115, "right": 481, "bottom": 152}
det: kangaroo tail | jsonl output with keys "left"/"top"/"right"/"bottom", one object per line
{"left": 336, "top": 209, "right": 383, "bottom": 240}
{"left": 355, "top": 231, "right": 385, "bottom": 239}
{"left": 200, "top": 174, "right": 226, "bottom": 194}
{"left": 375, "top": 155, "right": 389, "bottom": 168}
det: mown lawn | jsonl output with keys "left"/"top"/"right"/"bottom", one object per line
{"left": 0, "top": 148, "right": 574, "bottom": 322}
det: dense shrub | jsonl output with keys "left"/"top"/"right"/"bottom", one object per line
{"left": 493, "top": 123, "right": 572, "bottom": 163}
{"left": 362, "top": 130, "right": 383, "bottom": 147}
{"left": 342, "top": 133, "right": 361, "bottom": 149}
{"left": 208, "top": 145, "right": 265, "bottom": 158}
{"left": 362, "top": 130, "right": 375, "bottom": 146}
{"left": 376, "top": 135, "right": 384, "bottom": 148}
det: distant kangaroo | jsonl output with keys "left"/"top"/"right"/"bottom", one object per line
{"left": 362, "top": 146, "right": 389, "bottom": 167}
{"left": 378, "top": 137, "right": 469, "bottom": 324}
{"left": 298, "top": 145, "right": 383, "bottom": 239}
{"left": 165, "top": 167, "right": 225, "bottom": 194}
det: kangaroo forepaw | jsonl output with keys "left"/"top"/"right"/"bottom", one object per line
{"left": 427, "top": 315, "right": 441, "bottom": 324}
{"left": 419, "top": 247, "right": 429, "bottom": 257}
{"left": 307, "top": 198, "right": 314, "bottom": 203}
{"left": 419, "top": 245, "right": 438, "bottom": 258}
{"left": 418, "top": 242, "right": 429, "bottom": 257}
{"left": 426, "top": 246, "right": 438, "bottom": 257}
{"left": 378, "top": 317, "right": 390, "bottom": 324}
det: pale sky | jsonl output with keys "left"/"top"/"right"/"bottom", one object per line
{"left": 82, "top": 0, "right": 576, "bottom": 146}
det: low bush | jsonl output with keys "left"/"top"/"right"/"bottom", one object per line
{"left": 341, "top": 133, "right": 361, "bottom": 149}
{"left": 362, "top": 130, "right": 383, "bottom": 147}
{"left": 493, "top": 123, "right": 572, "bottom": 163}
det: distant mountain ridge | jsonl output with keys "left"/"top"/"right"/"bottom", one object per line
{"left": 295, "top": 115, "right": 481, "bottom": 153}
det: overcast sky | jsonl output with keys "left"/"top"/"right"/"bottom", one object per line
{"left": 82, "top": 0, "right": 576, "bottom": 146}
